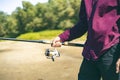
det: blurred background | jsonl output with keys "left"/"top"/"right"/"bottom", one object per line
{"left": 0, "top": 0, "right": 87, "bottom": 80}
{"left": 0, "top": 0, "right": 85, "bottom": 39}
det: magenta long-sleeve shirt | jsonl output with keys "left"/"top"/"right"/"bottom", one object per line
{"left": 59, "top": 0, "right": 120, "bottom": 60}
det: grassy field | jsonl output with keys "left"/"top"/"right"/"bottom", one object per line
{"left": 17, "top": 30, "right": 87, "bottom": 41}
{"left": 17, "top": 30, "right": 63, "bottom": 40}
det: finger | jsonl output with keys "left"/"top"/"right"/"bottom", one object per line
{"left": 51, "top": 38, "right": 57, "bottom": 46}
{"left": 55, "top": 41, "right": 62, "bottom": 47}
{"left": 51, "top": 37, "right": 61, "bottom": 47}
{"left": 52, "top": 41, "right": 61, "bottom": 47}
{"left": 52, "top": 40, "right": 59, "bottom": 47}
{"left": 51, "top": 40, "right": 56, "bottom": 47}
{"left": 116, "top": 62, "right": 120, "bottom": 73}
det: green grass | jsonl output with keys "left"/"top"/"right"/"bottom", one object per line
{"left": 17, "top": 30, "right": 87, "bottom": 41}
{"left": 17, "top": 30, "right": 64, "bottom": 40}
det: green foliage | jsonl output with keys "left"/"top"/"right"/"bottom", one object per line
{"left": 25, "top": 17, "right": 43, "bottom": 32}
{"left": 5, "top": 16, "right": 18, "bottom": 37}
{"left": 0, "top": 11, "right": 8, "bottom": 36}
{"left": 58, "top": 20, "right": 74, "bottom": 29}
{"left": 0, "top": 0, "right": 82, "bottom": 37}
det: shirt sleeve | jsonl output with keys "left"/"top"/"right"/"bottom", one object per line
{"left": 59, "top": 0, "right": 88, "bottom": 42}
{"left": 117, "top": 0, "right": 120, "bottom": 15}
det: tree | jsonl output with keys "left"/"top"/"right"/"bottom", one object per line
{"left": 14, "top": 1, "right": 37, "bottom": 34}
{"left": 0, "top": 0, "right": 81, "bottom": 37}
{"left": 25, "top": 17, "right": 43, "bottom": 32}
{"left": 48, "top": 0, "right": 81, "bottom": 29}
{"left": 5, "top": 16, "right": 18, "bottom": 37}
{"left": 0, "top": 11, "right": 8, "bottom": 36}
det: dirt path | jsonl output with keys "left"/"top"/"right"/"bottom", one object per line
{"left": 0, "top": 41, "right": 84, "bottom": 80}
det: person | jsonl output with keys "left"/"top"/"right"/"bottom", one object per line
{"left": 51, "top": 0, "right": 120, "bottom": 80}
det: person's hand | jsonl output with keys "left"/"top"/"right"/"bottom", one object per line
{"left": 116, "top": 58, "right": 120, "bottom": 73}
{"left": 51, "top": 36, "right": 62, "bottom": 47}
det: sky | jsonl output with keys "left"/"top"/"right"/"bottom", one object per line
{"left": 0, "top": 0, "right": 48, "bottom": 14}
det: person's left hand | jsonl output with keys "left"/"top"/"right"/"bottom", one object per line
{"left": 116, "top": 58, "right": 120, "bottom": 73}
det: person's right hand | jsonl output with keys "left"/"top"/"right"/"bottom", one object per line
{"left": 51, "top": 36, "right": 62, "bottom": 47}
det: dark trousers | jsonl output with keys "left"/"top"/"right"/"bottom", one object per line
{"left": 78, "top": 43, "right": 120, "bottom": 80}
